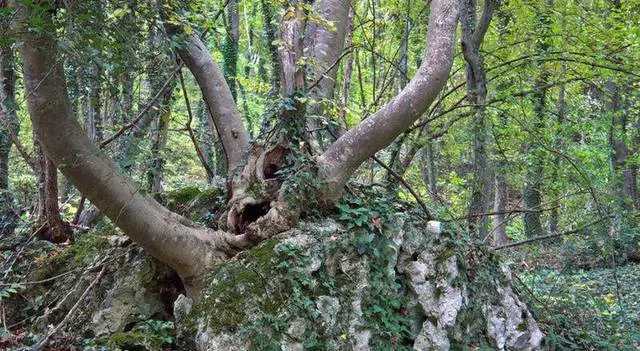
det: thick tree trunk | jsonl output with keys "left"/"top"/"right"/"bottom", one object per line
{"left": 17, "top": 6, "right": 249, "bottom": 294}
{"left": 305, "top": 0, "right": 350, "bottom": 151}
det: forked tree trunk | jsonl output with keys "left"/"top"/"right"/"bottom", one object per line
{"left": 17, "top": 0, "right": 460, "bottom": 297}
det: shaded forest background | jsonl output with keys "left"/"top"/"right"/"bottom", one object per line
{"left": 1, "top": 0, "right": 640, "bottom": 349}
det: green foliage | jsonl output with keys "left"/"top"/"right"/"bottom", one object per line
{"left": 520, "top": 264, "right": 640, "bottom": 350}
{"left": 0, "top": 283, "right": 25, "bottom": 299}
{"left": 336, "top": 193, "right": 414, "bottom": 349}
{"left": 100, "top": 316, "right": 175, "bottom": 351}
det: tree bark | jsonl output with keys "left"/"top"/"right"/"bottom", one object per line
{"left": 420, "top": 142, "right": 439, "bottom": 203}
{"left": 493, "top": 171, "right": 508, "bottom": 246}
{"left": 305, "top": 0, "right": 350, "bottom": 151}
{"left": 33, "top": 138, "right": 46, "bottom": 221}
{"left": 549, "top": 61, "right": 566, "bottom": 234}
{"left": 338, "top": 6, "right": 354, "bottom": 134}
{"left": 83, "top": 63, "right": 102, "bottom": 142}
{"left": 318, "top": 0, "right": 460, "bottom": 201}
{"left": 278, "top": 1, "right": 306, "bottom": 97}
{"left": 148, "top": 94, "right": 171, "bottom": 194}
{"left": 260, "top": 0, "right": 281, "bottom": 95}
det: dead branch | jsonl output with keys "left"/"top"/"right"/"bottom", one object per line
{"left": 494, "top": 216, "right": 613, "bottom": 250}
{"left": 38, "top": 264, "right": 107, "bottom": 348}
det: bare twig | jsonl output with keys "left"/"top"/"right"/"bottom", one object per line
{"left": 371, "top": 155, "right": 433, "bottom": 220}
{"left": 99, "top": 65, "right": 182, "bottom": 148}
{"left": 178, "top": 68, "right": 215, "bottom": 179}
{"left": 2, "top": 223, "right": 45, "bottom": 280}
{"left": 99, "top": 1, "right": 230, "bottom": 149}
{"left": 307, "top": 47, "right": 354, "bottom": 92}
{"left": 39, "top": 264, "right": 107, "bottom": 348}
{"left": 494, "top": 216, "right": 612, "bottom": 250}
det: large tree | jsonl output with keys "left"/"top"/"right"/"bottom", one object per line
{"left": 14, "top": 0, "right": 459, "bottom": 295}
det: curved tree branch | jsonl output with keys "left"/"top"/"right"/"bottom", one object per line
{"left": 317, "top": 0, "right": 460, "bottom": 201}
{"left": 161, "top": 2, "right": 250, "bottom": 179}
{"left": 15, "top": 2, "right": 247, "bottom": 294}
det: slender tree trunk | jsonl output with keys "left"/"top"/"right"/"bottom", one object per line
{"left": 223, "top": 0, "right": 240, "bottom": 101}
{"left": 420, "top": 141, "right": 439, "bottom": 203}
{"left": 43, "top": 157, "right": 69, "bottom": 242}
{"left": 120, "top": 70, "right": 134, "bottom": 127}
{"left": 0, "top": 37, "right": 18, "bottom": 236}
{"left": 549, "top": 61, "right": 566, "bottom": 234}
{"left": 493, "top": 171, "right": 508, "bottom": 246}
{"left": 196, "top": 100, "right": 216, "bottom": 182}
{"left": 260, "top": 0, "right": 281, "bottom": 95}
{"left": 523, "top": 1, "right": 551, "bottom": 238}
{"left": 85, "top": 63, "right": 102, "bottom": 142}
{"left": 162, "top": 16, "right": 250, "bottom": 180}
{"left": 461, "top": 0, "right": 498, "bottom": 238}
{"left": 607, "top": 81, "right": 633, "bottom": 211}
{"left": 148, "top": 89, "right": 172, "bottom": 193}
{"left": 33, "top": 139, "right": 46, "bottom": 221}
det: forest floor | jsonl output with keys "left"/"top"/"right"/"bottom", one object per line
{"left": 514, "top": 256, "right": 640, "bottom": 350}
{"left": 2, "top": 223, "right": 640, "bottom": 350}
